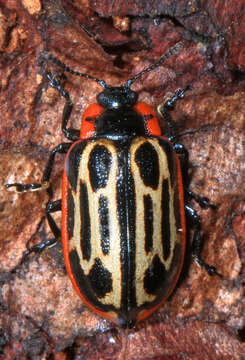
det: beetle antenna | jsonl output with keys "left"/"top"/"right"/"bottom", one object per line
{"left": 42, "top": 52, "right": 107, "bottom": 88}
{"left": 126, "top": 41, "right": 182, "bottom": 87}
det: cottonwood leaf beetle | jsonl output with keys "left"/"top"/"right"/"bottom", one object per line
{"left": 6, "top": 41, "right": 221, "bottom": 328}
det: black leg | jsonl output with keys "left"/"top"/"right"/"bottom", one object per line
{"left": 185, "top": 204, "right": 222, "bottom": 277}
{"left": 157, "top": 86, "right": 189, "bottom": 141}
{"left": 45, "top": 199, "right": 62, "bottom": 240}
{"left": 185, "top": 189, "right": 216, "bottom": 209}
{"left": 159, "top": 90, "right": 215, "bottom": 210}
{"left": 5, "top": 182, "right": 43, "bottom": 192}
{"left": 173, "top": 142, "right": 189, "bottom": 182}
{"left": 20, "top": 200, "right": 62, "bottom": 264}
{"left": 46, "top": 72, "right": 80, "bottom": 141}
{"left": 41, "top": 142, "right": 72, "bottom": 183}
{"left": 158, "top": 86, "right": 221, "bottom": 277}
{"left": 22, "top": 238, "right": 57, "bottom": 260}
{"left": 158, "top": 87, "right": 190, "bottom": 179}
{"left": 6, "top": 142, "right": 72, "bottom": 193}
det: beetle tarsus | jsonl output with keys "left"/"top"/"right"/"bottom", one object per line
{"left": 20, "top": 237, "right": 58, "bottom": 264}
{"left": 185, "top": 189, "right": 216, "bottom": 209}
{"left": 157, "top": 86, "right": 189, "bottom": 142}
{"left": 194, "top": 257, "right": 223, "bottom": 278}
{"left": 5, "top": 182, "right": 46, "bottom": 193}
{"left": 164, "top": 86, "right": 190, "bottom": 110}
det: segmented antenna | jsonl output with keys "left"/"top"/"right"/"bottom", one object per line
{"left": 42, "top": 52, "right": 107, "bottom": 88}
{"left": 126, "top": 42, "right": 182, "bottom": 87}
{"left": 43, "top": 42, "right": 182, "bottom": 89}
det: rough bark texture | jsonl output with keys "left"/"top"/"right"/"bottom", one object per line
{"left": 0, "top": 0, "right": 244, "bottom": 359}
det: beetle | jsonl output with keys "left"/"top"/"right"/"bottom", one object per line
{"left": 6, "top": 42, "right": 220, "bottom": 328}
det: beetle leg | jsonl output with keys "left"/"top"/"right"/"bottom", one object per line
{"left": 173, "top": 142, "right": 189, "bottom": 183}
{"left": 172, "top": 144, "right": 216, "bottom": 212}
{"left": 46, "top": 72, "right": 80, "bottom": 141}
{"left": 157, "top": 86, "right": 189, "bottom": 141}
{"left": 6, "top": 142, "right": 72, "bottom": 193}
{"left": 45, "top": 199, "right": 62, "bottom": 240}
{"left": 185, "top": 189, "right": 216, "bottom": 209}
{"left": 22, "top": 238, "right": 57, "bottom": 260}
{"left": 158, "top": 88, "right": 190, "bottom": 181}
{"left": 19, "top": 200, "right": 61, "bottom": 265}
{"left": 171, "top": 136, "right": 216, "bottom": 208}
{"left": 185, "top": 204, "right": 222, "bottom": 277}
{"left": 5, "top": 182, "right": 44, "bottom": 192}
{"left": 41, "top": 142, "right": 72, "bottom": 183}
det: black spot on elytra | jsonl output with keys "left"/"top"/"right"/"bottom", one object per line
{"left": 88, "top": 145, "right": 112, "bottom": 192}
{"left": 144, "top": 194, "right": 153, "bottom": 253}
{"left": 69, "top": 250, "right": 116, "bottom": 313}
{"left": 144, "top": 254, "right": 167, "bottom": 295}
{"left": 162, "top": 178, "right": 171, "bottom": 261}
{"left": 99, "top": 195, "right": 110, "bottom": 255}
{"left": 135, "top": 142, "right": 159, "bottom": 189}
{"left": 67, "top": 188, "right": 74, "bottom": 239}
{"left": 80, "top": 181, "right": 91, "bottom": 260}
{"left": 88, "top": 258, "right": 112, "bottom": 298}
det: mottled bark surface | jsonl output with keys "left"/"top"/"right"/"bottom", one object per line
{"left": 0, "top": 0, "right": 244, "bottom": 359}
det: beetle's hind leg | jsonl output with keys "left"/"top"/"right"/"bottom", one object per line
{"left": 185, "top": 188, "right": 216, "bottom": 209}
{"left": 185, "top": 204, "right": 222, "bottom": 277}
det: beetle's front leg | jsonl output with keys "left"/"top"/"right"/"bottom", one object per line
{"left": 157, "top": 86, "right": 189, "bottom": 141}
{"left": 6, "top": 142, "right": 72, "bottom": 193}
{"left": 46, "top": 72, "right": 80, "bottom": 141}
{"left": 185, "top": 204, "right": 222, "bottom": 277}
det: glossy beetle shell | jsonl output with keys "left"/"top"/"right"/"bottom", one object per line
{"left": 62, "top": 134, "right": 186, "bottom": 328}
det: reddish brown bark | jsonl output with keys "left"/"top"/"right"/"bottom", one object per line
{"left": 0, "top": 0, "right": 244, "bottom": 359}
